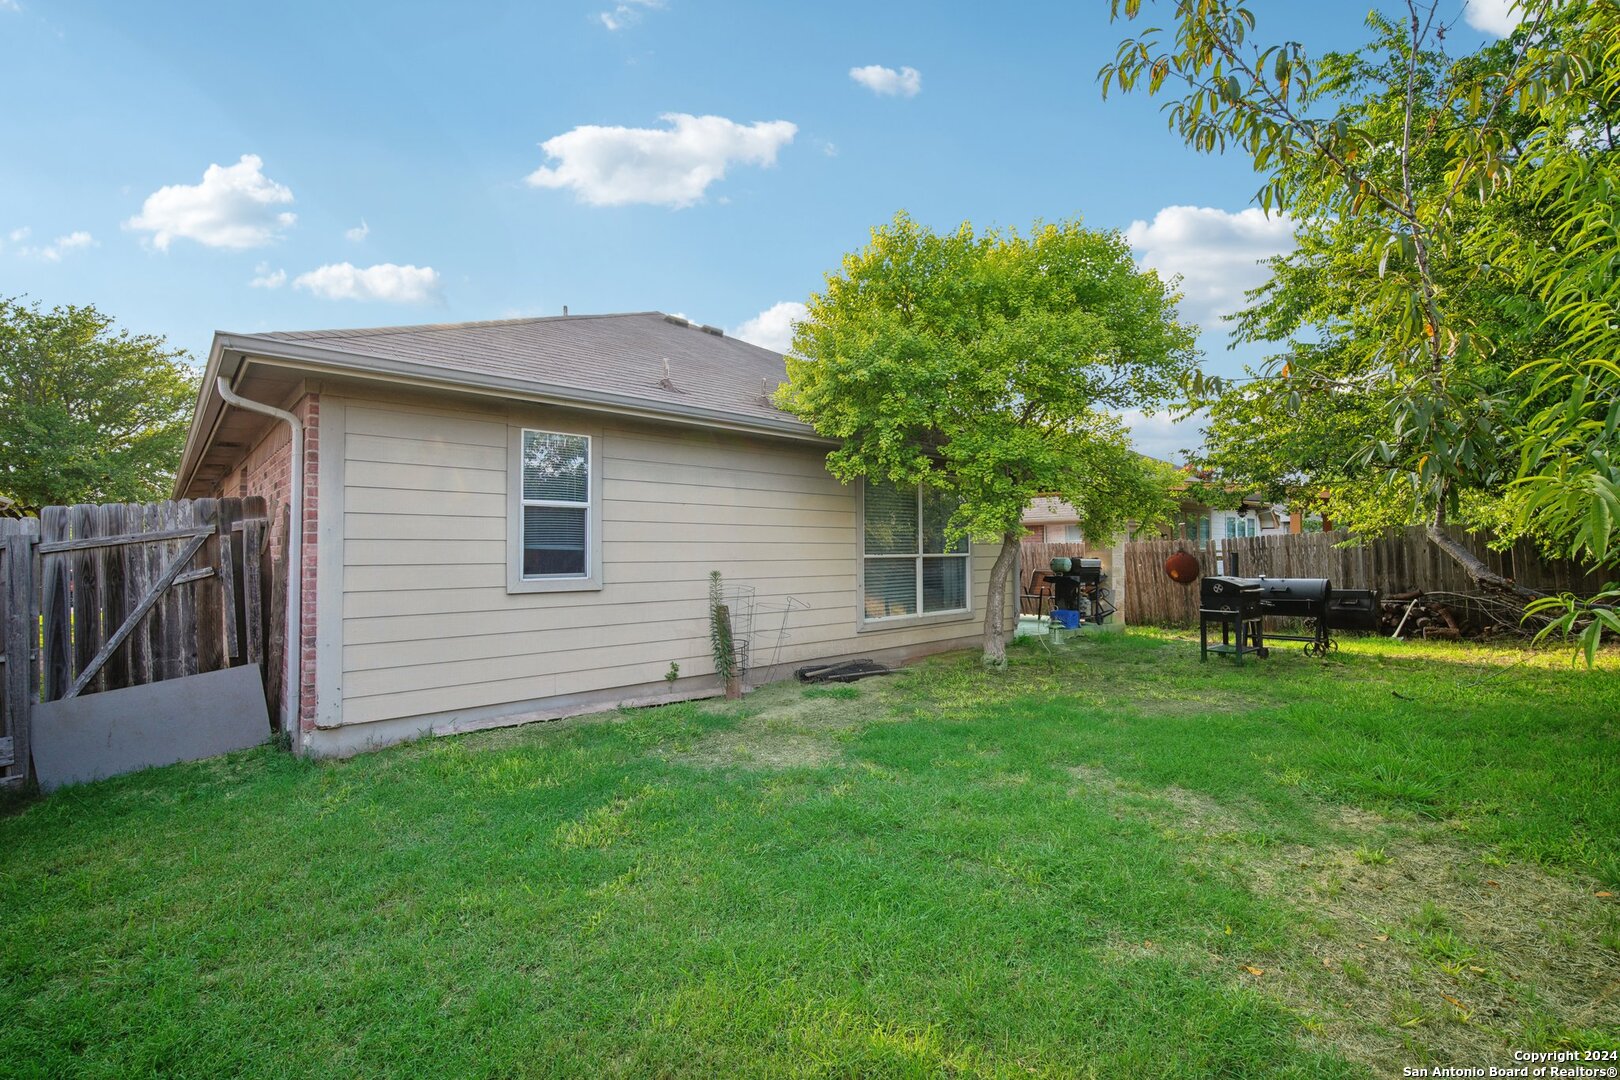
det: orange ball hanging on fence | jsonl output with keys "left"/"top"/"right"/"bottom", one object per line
{"left": 1164, "top": 550, "right": 1201, "bottom": 585}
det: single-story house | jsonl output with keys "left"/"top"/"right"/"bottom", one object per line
{"left": 176, "top": 312, "right": 1012, "bottom": 756}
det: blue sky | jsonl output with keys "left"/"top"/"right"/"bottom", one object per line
{"left": 0, "top": 0, "right": 1516, "bottom": 460}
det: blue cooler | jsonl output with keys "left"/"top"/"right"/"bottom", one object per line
{"left": 1051, "top": 609, "right": 1081, "bottom": 630}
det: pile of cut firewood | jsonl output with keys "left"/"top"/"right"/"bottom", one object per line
{"left": 1379, "top": 589, "right": 1543, "bottom": 639}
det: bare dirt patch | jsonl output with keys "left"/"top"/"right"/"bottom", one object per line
{"left": 668, "top": 682, "right": 885, "bottom": 770}
{"left": 1264, "top": 838, "right": 1620, "bottom": 1074}
{"left": 1067, "top": 762, "right": 1620, "bottom": 1075}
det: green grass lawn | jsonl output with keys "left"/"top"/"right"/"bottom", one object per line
{"left": 2, "top": 631, "right": 1616, "bottom": 1078}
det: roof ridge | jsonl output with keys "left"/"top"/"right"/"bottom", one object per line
{"left": 256, "top": 311, "right": 665, "bottom": 341}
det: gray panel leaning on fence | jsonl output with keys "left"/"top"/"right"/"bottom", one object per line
{"left": 0, "top": 498, "right": 280, "bottom": 789}
{"left": 30, "top": 665, "right": 270, "bottom": 792}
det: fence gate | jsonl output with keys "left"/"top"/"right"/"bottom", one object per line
{"left": 0, "top": 517, "right": 40, "bottom": 787}
{"left": 0, "top": 497, "right": 279, "bottom": 788}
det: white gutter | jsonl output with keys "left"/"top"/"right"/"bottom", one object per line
{"left": 214, "top": 376, "right": 303, "bottom": 741}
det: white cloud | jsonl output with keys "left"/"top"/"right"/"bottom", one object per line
{"left": 1124, "top": 205, "right": 1295, "bottom": 330}
{"left": 11, "top": 229, "right": 96, "bottom": 261}
{"left": 598, "top": 0, "right": 661, "bottom": 30}
{"left": 344, "top": 219, "right": 369, "bottom": 242}
{"left": 249, "top": 263, "right": 286, "bottom": 289}
{"left": 849, "top": 64, "right": 922, "bottom": 97}
{"left": 292, "top": 262, "right": 441, "bottom": 304}
{"left": 125, "top": 154, "right": 296, "bottom": 250}
{"left": 40, "top": 231, "right": 94, "bottom": 260}
{"left": 731, "top": 300, "right": 807, "bottom": 354}
{"left": 0, "top": 1, "right": 21, "bottom": 12}
{"left": 1465, "top": 0, "right": 1523, "bottom": 36}
{"left": 525, "top": 113, "right": 797, "bottom": 208}
{"left": 1119, "top": 408, "right": 1206, "bottom": 465}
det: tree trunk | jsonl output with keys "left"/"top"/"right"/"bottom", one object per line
{"left": 982, "top": 531, "right": 1019, "bottom": 668}
{"left": 1423, "top": 524, "right": 1544, "bottom": 602}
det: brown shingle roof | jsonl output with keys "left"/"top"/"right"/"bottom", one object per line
{"left": 251, "top": 311, "right": 800, "bottom": 429}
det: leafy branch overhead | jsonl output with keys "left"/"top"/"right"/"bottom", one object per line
{"left": 1101, "top": 0, "right": 1620, "bottom": 594}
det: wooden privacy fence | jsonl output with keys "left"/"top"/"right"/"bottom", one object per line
{"left": 0, "top": 518, "right": 38, "bottom": 786}
{"left": 0, "top": 497, "right": 281, "bottom": 787}
{"left": 1122, "top": 527, "right": 1611, "bottom": 627}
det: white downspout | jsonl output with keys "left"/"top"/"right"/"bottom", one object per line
{"left": 215, "top": 376, "right": 303, "bottom": 741}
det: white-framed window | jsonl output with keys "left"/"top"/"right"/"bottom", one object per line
{"left": 507, "top": 424, "right": 602, "bottom": 594}
{"left": 1224, "top": 514, "right": 1258, "bottom": 539}
{"left": 521, "top": 430, "right": 590, "bottom": 577}
{"left": 862, "top": 481, "right": 971, "bottom": 621}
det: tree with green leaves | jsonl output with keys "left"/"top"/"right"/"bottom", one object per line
{"left": 1504, "top": 2, "right": 1620, "bottom": 660}
{"left": 0, "top": 297, "right": 198, "bottom": 512}
{"left": 1099, "top": 0, "right": 1610, "bottom": 600}
{"left": 1501, "top": 1, "right": 1620, "bottom": 566}
{"left": 776, "top": 212, "right": 1197, "bottom": 665}
{"left": 1179, "top": 13, "right": 1562, "bottom": 547}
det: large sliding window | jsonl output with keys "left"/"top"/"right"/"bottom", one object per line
{"left": 863, "top": 481, "right": 970, "bottom": 622}
{"left": 520, "top": 429, "right": 590, "bottom": 578}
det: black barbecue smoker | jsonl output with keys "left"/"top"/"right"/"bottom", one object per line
{"left": 1200, "top": 575, "right": 1373, "bottom": 662}
{"left": 1199, "top": 576, "right": 1267, "bottom": 663}
{"left": 1254, "top": 577, "right": 1335, "bottom": 655}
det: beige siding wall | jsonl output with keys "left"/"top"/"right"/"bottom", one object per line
{"left": 329, "top": 392, "right": 1002, "bottom": 730}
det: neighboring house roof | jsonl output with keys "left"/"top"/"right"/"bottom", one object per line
{"left": 177, "top": 311, "right": 818, "bottom": 497}
{"left": 1024, "top": 497, "right": 1078, "bottom": 526}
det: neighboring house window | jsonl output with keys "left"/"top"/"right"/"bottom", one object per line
{"left": 1225, "top": 515, "right": 1257, "bottom": 539}
{"left": 521, "top": 429, "right": 589, "bottom": 577}
{"left": 863, "top": 481, "right": 970, "bottom": 621}
{"left": 1197, "top": 515, "right": 1211, "bottom": 543}
{"left": 1060, "top": 524, "right": 1083, "bottom": 543}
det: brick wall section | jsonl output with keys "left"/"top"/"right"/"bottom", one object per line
{"left": 221, "top": 421, "right": 293, "bottom": 558}
{"left": 214, "top": 392, "right": 320, "bottom": 736}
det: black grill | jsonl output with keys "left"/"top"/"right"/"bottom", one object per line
{"left": 1256, "top": 576, "right": 1332, "bottom": 613}
{"left": 1200, "top": 575, "right": 1349, "bottom": 662}
{"left": 1254, "top": 577, "right": 1334, "bottom": 655}
{"left": 1326, "top": 589, "right": 1381, "bottom": 632}
{"left": 1042, "top": 558, "right": 1113, "bottom": 625}
{"left": 1199, "top": 576, "right": 1266, "bottom": 663}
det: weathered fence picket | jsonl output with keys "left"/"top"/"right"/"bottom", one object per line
{"left": 0, "top": 517, "right": 40, "bottom": 786}
{"left": 1115, "top": 527, "right": 1610, "bottom": 628}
